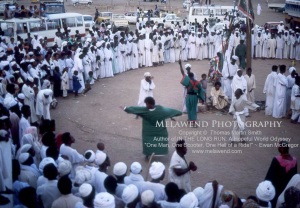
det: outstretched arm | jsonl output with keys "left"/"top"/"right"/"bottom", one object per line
{"left": 178, "top": 60, "right": 184, "bottom": 76}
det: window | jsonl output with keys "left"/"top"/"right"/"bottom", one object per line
{"left": 16, "top": 22, "right": 27, "bottom": 34}
{"left": 0, "top": 22, "right": 14, "bottom": 36}
{"left": 203, "top": 9, "right": 209, "bottom": 15}
{"left": 46, "top": 19, "right": 60, "bottom": 30}
{"left": 62, "top": 17, "right": 76, "bottom": 28}
{"left": 76, "top": 17, "right": 83, "bottom": 27}
{"left": 29, "top": 20, "right": 46, "bottom": 32}
{"left": 84, "top": 16, "right": 93, "bottom": 21}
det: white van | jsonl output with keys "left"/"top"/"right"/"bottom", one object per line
{"left": 0, "top": 13, "right": 86, "bottom": 47}
{"left": 83, "top": 15, "right": 94, "bottom": 28}
{"left": 188, "top": 5, "right": 235, "bottom": 23}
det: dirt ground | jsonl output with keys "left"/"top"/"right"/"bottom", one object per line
{"left": 22, "top": 0, "right": 300, "bottom": 198}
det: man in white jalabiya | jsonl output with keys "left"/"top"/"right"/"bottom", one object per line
{"left": 244, "top": 68, "right": 256, "bottom": 103}
{"left": 137, "top": 72, "right": 155, "bottom": 107}
{"left": 222, "top": 54, "right": 238, "bottom": 100}
{"left": 263, "top": 65, "right": 278, "bottom": 116}
{"left": 272, "top": 65, "right": 288, "bottom": 118}
{"left": 169, "top": 140, "right": 197, "bottom": 193}
{"left": 257, "top": 3, "right": 261, "bottom": 15}
{"left": 230, "top": 68, "right": 249, "bottom": 116}
{"left": 36, "top": 89, "right": 53, "bottom": 121}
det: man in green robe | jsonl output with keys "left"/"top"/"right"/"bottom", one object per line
{"left": 235, "top": 39, "right": 247, "bottom": 69}
{"left": 123, "top": 97, "right": 182, "bottom": 157}
{"left": 179, "top": 60, "right": 204, "bottom": 124}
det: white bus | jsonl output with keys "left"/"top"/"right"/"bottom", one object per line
{"left": 188, "top": 5, "right": 236, "bottom": 23}
{"left": 0, "top": 12, "right": 86, "bottom": 47}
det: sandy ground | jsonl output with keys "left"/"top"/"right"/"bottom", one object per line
{"left": 20, "top": 0, "right": 300, "bottom": 198}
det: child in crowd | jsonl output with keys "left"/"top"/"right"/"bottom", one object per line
{"left": 72, "top": 70, "right": 81, "bottom": 97}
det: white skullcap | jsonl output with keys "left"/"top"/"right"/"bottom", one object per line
{"left": 231, "top": 55, "right": 238, "bottom": 60}
{"left": 18, "top": 153, "right": 30, "bottom": 164}
{"left": 75, "top": 168, "right": 93, "bottom": 185}
{"left": 122, "top": 184, "right": 139, "bottom": 204}
{"left": 237, "top": 68, "right": 242, "bottom": 72}
{"left": 27, "top": 77, "right": 34, "bottom": 82}
{"left": 180, "top": 192, "right": 198, "bottom": 208}
{"left": 95, "top": 151, "right": 107, "bottom": 165}
{"left": 144, "top": 72, "right": 151, "bottom": 77}
{"left": 149, "top": 162, "right": 165, "bottom": 179}
{"left": 280, "top": 21, "right": 283, "bottom": 23}
{"left": 256, "top": 180, "right": 276, "bottom": 202}
{"left": 130, "top": 162, "right": 142, "bottom": 174}
{"left": 39, "top": 157, "right": 57, "bottom": 173}
{"left": 94, "top": 192, "right": 115, "bottom": 208}
{"left": 84, "top": 150, "right": 96, "bottom": 163}
{"left": 33, "top": 33, "right": 38, "bottom": 36}
{"left": 79, "top": 183, "right": 93, "bottom": 198}
{"left": 28, "top": 52, "right": 34, "bottom": 55}
{"left": 141, "top": 190, "right": 155, "bottom": 206}
{"left": 185, "top": 63, "right": 191, "bottom": 69}
{"left": 62, "top": 41, "right": 68, "bottom": 47}
{"left": 43, "top": 89, "right": 52, "bottom": 96}
{"left": 107, "top": 25, "right": 112, "bottom": 29}
{"left": 289, "top": 67, "right": 296, "bottom": 74}
{"left": 113, "top": 162, "right": 127, "bottom": 176}
{"left": 19, "top": 144, "right": 32, "bottom": 154}
{"left": 219, "top": 205, "right": 230, "bottom": 208}
{"left": 191, "top": 31, "right": 195, "bottom": 33}
{"left": 193, "top": 187, "right": 204, "bottom": 202}
{"left": 58, "top": 160, "right": 72, "bottom": 176}
{"left": 10, "top": 61, "right": 16, "bottom": 67}
{"left": 18, "top": 93, "right": 25, "bottom": 100}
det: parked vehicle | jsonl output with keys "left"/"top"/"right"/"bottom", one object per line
{"left": 95, "top": 12, "right": 112, "bottom": 25}
{"left": 264, "top": 21, "right": 281, "bottom": 34}
{"left": 111, "top": 14, "right": 129, "bottom": 30}
{"left": 0, "top": 12, "right": 86, "bottom": 47}
{"left": 124, "top": 12, "right": 138, "bottom": 24}
{"left": 72, "top": 0, "right": 92, "bottom": 6}
{"left": 83, "top": 15, "right": 94, "bottom": 28}
{"left": 141, "top": 13, "right": 183, "bottom": 28}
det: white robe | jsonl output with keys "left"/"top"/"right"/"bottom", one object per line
{"left": 118, "top": 43, "right": 126, "bottom": 73}
{"left": 21, "top": 84, "right": 38, "bottom": 123}
{"left": 131, "top": 42, "right": 139, "bottom": 69}
{"left": 244, "top": 74, "right": 256, "bottom": 103}
{"left": 138, "top": 39, "right": 146, "bottom": 66}
{"left": 137, "top": 79, "right": 155, "bottom": 106}
{"left": 144, "top": 38, "right": 153, "bottom": 67}
{"left": 169, "top": 151, "right": 191, "bottom": 193}
{"left": 291, "top": 85, "right": 300, "bottom": 121}
{"left": 188, "top": 35, "right": 196, "bottom": 59}
{"left": 283, "top": 35, "right": 290, "bottom": 59}
{"left": 276, "top": 36, "right": 284, "bottom": 59}
{"left": 255, "top": 35, "right": 263, "bottom": 58}
{"left": 230, "top": 74, "right": 248, "bottom": 115}
{"left": 268, "top": 38, "right": 276, "bottom": 58}
{"left": 222, "top": 57, "right": 238, "bottom": 99}
{"left": 59, "top": 144, "right": 84, "bottom": 178}
{"left": 72, "top": 53, "right": 85, "bottom": 93}
{"left": 36, "top": 89, "right": 53, "bottom": 120}
{"left": 263, "top": 71, "right": 278, "bottom": 115}
{"left": 272, "top": 73, "right": 288, "bottom": 118}
{"left": 104, "top": 48, "right": 114, "bottom": 77}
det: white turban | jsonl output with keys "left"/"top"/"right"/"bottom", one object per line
{"left": 39, "top": 157, "right": 57, "bottom": 173}
{"left": 18, "top": 144, "right": 32, "bottom": 156}
{"left": 180, "top": 192, "right": 198, "bottom": 208}
{"left": 122, "top": 184, "right": 139, "bottom": 204}
{"left": 95, "top": 151, "right": 107, "bottom": 166}
{"left": 94, "top": 192, "right": 115, "bottom": 208}
{"left": 58, "top": 160, "right": 72, "bottom": 176}
{"left": 185, "top": 63, "right": 191, "bottom": 69}
{"left": 289, "top": 67, "right": 296, "bottom": 74}
{"left": 149, "top": 162, "right": 165, "bottom": 179}
{"left": 27, "top": 77, "right": 34, "bottom": 83}
{"left": 75, "top": 168, "right": 92, "bottom": 186}
{"left": 144, "top": 72, "right": 151, "bottom": 77}
{"left": 79, "top": 183, "right": 93, "bottom": 198}
{"left": 231, "top": 55, "right": 238, "bottom": 60}
{"left": 113, "top": 162, "right": 127, "bottom": 176}
{"left": 62, "top": 41, "right": 68, "bottom": 47}
{"left": 84, "top": 150, "right": 96, "bottom": 163}
{"left": 18, "top": 153, "right": 30, "bottom": 164}
{"left": 193, "top": 187, "right": 204, "bottom": 202}
{"left": 141, "top": 190, "right": 155, "bottom": 206}
{"left": 18, "top": 93, "right": 25, "bottom": 100}
{"left": 256, "top": 180, "right": 276, "bottom": 202}
{"left": 43, "top": 89, "right": 52, "bottom": 96}
{"left": 130, "top": 162, "right": 142, "bottom": 174}
{"left": 96, "top": 42, "right": 102, "bottom": 47}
